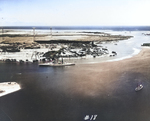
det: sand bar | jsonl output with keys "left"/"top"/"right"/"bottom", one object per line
{"left": 64, "top": 48, "right": 150, "bottom": 97}
{"left": 0, "top": 82, "right": 21, "bottom": 97}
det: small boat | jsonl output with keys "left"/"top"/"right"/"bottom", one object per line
{"left": 135, "top": 84, "right": 143, "bottom": 91}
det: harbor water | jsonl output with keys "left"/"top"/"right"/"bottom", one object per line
{"left": 0, "top": 28, "right": 150, "bottom": 121}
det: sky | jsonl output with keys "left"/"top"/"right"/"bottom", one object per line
{"left": 0, "top": 0, "right": 150, "bottom": 26}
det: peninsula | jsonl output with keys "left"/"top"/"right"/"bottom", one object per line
{"left": 0, "top": 30, "right": 132, "bottom": 63}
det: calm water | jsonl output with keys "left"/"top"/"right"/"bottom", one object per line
{"left": 1, "top": 63, "right": 150, "bottom": 121}
{"left": 1, "top": 29, "right": 150, "bottom": 121}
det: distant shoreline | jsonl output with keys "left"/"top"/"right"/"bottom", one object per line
{"left": 0, "top": 31, "right": 132, "bottom": 44}
{"left": 1, "top": 26, "right": 150, "bottom": 31}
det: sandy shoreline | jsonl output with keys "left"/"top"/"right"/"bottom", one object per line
{"left": 64, "top": 48, "right": 150, "bottom": 97}
{"left": 0, "top": 82, "right": 21, "bottom": 97}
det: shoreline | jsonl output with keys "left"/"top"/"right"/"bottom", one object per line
{"left": 0, "top": 30, "right": 148, "bottom": 65}
{"left": 0, "top": 82, "right": 21, "bottom": 97}
{"left": 0, "top": 30, "right": 132, "bottom": 44}
{"left": 0, "top": 31, "right": 131, "bottom": 63}
{"left": 64, "top": 47, "right": 150, "bottom": 97}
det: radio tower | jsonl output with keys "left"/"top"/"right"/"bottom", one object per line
{"left": 50, "top": 27, "right": 52, "bottom": 38}
{"left": 1, "top": 27, "right": 3, "bottom": 41}
{"left": 33, "top": 27, "right": 35, "bottom": 41}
